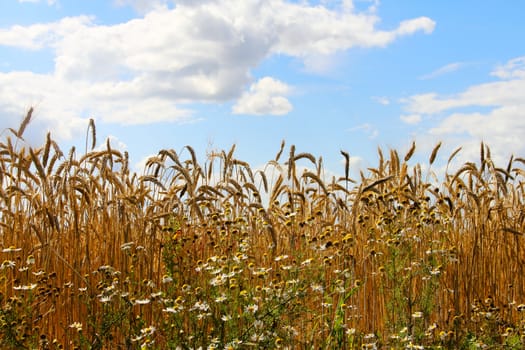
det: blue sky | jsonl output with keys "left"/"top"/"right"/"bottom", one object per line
{"left": 1, "top": 0, "right": 525, "bottom": 177}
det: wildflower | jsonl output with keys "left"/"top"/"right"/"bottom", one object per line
{"left": 141, "top": 326, "right": 156, "bottom": 336}
{"left": 234, "top": 253, "right": 248, "bottom": 262}
{"left": 98, "top": 265, "right": 114, "bottom": 272}
{"left": 221, "top": 314, "right": 232, "bottom": 322}
{"left": 274, "top": 254, "right": 289, "bottom": 261}
{"left": 135, "top": 298, "right": 151, "bottom": 305}
{"left": 426, "top": 323, "right": 438, "bottom": 336}
{"left": 162, "top": 275, "right": 173, "bottom": 284}
{"left": 250, "top": 333, "right": 266, "bottom": 342}
{"left": 210, "top": 275, "right": 226, "bottom": 286}
{"left": 120, "top": 242, "right": 134, "bottom": 250}
{"left": 224, "top": 339, "right": 242, "bottom": 349}
{"left": 150, "top": 291, "right": 163, "bottom": 299}
{"left": 191, "top": 300, "right": 210, "bottom": 312}
{"left": 210, "top": 267, "right": 223, "bottom": 275}
{"left": 140, "top": 339, "right": 155, "bottom": 349}
{"left": 215, "top": 294, "right": 227, "bottom": 303}
{"left": 26, "top": 255, "right": 35, "bottom": 265}
{"left": 502, "top": 327, "right": 513, "bottom": 337}
{"left": 517, "top": 304, "right": 525, "bottom": 312}
{"left": 342, "top": 233, "right": 354, "bottom": 243}
{"left": 104, "top": 284, "right": 116, "bottom": 293}
{"left": 244, "top": 303, "right": 258, "bottom": 314}
{"left": 253, "top": 267, "right": 272, "bottom": 277}
{"left": 69, "top": 322, "right": 83, "bottom": 332}
{"left": 301, "top": 258, "right": 314, "bottom": 266}
{"left": 13, "top": 283, "right": 37, "bottom": 291}
{"left": 412, "top": 311, "right": 423, "bottom": 318}
{"left": 181, "top": 284, "right": 192, "bottom": 292}
{"left": 162, "top": 307, "right": 180, "bottom": 314}
{"left": 2, "top": 246, "right": 22, "bottom": 253}
{"left": 1, "top": 260, "right": 16, "bottom": 269}
{"left": 286, "top": 279, "right": 299, "bottom": 286}
{"left": 99, "top": 295, "right": 113, "bottom": 303}
{"left": 430, "top": 267, "right": 442, "bottom": 276}
{"left": 362, "top": 343, "right": 377, "bottom": 349}
{"left": 310, "top": 283, "right": 324, "bottom": 293}
{"left": 143, "top": 279, "right": 155, "bottom": 288}
{"left": 346, "top": 328, "right": 356, "bottom": 335}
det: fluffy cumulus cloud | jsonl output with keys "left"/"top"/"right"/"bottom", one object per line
{"left": 402, "top": 55, "right": 525, "bottom": 165}
{"left": 232, "top": 77, "right": 292, "bottom": 115}
{"left": 0, "top": 0, "right": 435, "bottom": 142}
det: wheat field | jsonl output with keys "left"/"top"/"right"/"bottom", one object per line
{"left": 1, "top": 111, "right": 525, "bottom": 349}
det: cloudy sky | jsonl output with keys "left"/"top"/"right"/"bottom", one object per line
{"left": 1, "top": 0, "right": 524, "bottom": 176}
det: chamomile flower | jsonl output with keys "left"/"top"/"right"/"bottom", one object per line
{"left": 1, "top": 260, "right": 16, "bottom": 269}
{"left": 412, "top": 311, "right": 423, "bottom": 318}
{"left": 191, "top": 300, "right": 210, "bottom": 312}
{"left": 244, "top": 303, "right": 258, "bottom": 314}
{"left": 2, "top": 246, "right": 22, "bottom": 253}
{"left": 13, "top": 283, "right": 37, "bottom": 291}
{"left": 69, "top": 322, "right": 83, "bottom": 332}
{"left": 310, "top": 283, "right": 324, "bottom": 293}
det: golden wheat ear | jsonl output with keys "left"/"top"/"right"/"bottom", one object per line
{"left": 89, "top": 118, "right": 96, "bottom": 150}
{"left": 429, "top": 141, "right": 442, "bottom": 165}
{"left": 3, "top": 106, "right": 34, "bottom": 139}
{"left": 17, "top": 106, "right": 34, "bottom": 139}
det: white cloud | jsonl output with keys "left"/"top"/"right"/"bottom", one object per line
{"left": 402, "top": 55, "right": 525, "bottom": 165}
{"left": 0, "top": 1, "right": 435, "bottom": 142}
{"left": 395, "top": 17, "right": 435, "bottom": 36}
{"left": 347, "top": 123, "right": 378, "bottom": 139}
{"left": 0, "top": 16, "right": 91, "bottom": 50}
{"left": 400, "top": 114, "right": 421, "bottom": 124}
{"left": 419, "top": 62, "right": 465, "bottom": 80}
{"left": 405, "top": 77, "right": 525, "bottom": 115}
{"left": 372, "top": 96, "right": 390, "bottom": 105}
{"left": 233, "top": 77, "right": 292, "bottom": 115}
{"left": 491, "top": 57, "right": 525, "bottom": 80}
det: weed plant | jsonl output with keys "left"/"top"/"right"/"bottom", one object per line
{"left": 1, "top": 111, "right": 525, "bottom": 349}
